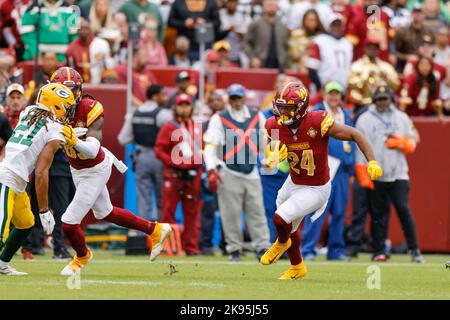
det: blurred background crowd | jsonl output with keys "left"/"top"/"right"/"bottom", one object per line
{"left": 0, "top": 0, "right": 449, "bottom": 262}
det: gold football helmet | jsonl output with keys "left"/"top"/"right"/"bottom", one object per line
{"left": 36, "top": 83, "right": 76, "bottom": 121}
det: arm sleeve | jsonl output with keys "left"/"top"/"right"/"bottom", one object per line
{"left": 74, "top": 136, "right": 101, "bottom": 159}
{"left": 319, "top": 112, "right": 335, "bottom": 137}
{"left": 156, "top": 109, "right": 174, "bottom": 128}
{"left": 167, "top": 1, "right": 186, "bottom": 29}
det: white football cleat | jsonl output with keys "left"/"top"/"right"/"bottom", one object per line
{"left": 0, "top": 264, "right": 28, "bottom": 276}
{"left": 150, "top": 223, "right": 172, "bottom": 261}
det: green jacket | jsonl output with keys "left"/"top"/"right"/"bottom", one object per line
{"left": 119, "top": 0, "right": 164, "bottom": 42}
{"left": 21, "top": 0, "right": 79, "bottom": 62}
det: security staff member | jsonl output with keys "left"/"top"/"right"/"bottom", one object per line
{"left": 204, "top": 84, "right": 270, "bottom": 262}
{"left": 118, "top": 84, "right": 173, "bottom": 221}
{"left": 354, "top": 84, "right": 424, "bottom": 263}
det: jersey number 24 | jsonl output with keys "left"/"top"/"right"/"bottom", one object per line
{"left": 288, "top": 150, "right": 316, "bottom": 176}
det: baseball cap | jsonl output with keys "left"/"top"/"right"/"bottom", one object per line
{"left": 227, "top": 83, "right": 246, "bottom": 98}
{"left": 213, "top": 40, "right": 231, "bottom": 52}
{"left": 175, "top": 71, "right": 191, "bottom": 83}
{"left": 175, "top": 93, "right": 192, "bottom": 105}
{"left": 372, "top": 85, "right": 393, "bottom": 100}
{"left": 324, "top": 81, "right": 344, "bottom": 94}
{"left": 6, "top": 83, "right": 25, "bottom": 96}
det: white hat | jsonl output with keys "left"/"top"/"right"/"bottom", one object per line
{"left": 326, "top": 13, "right": 345, "bottom": 32}
{"left": 6, "top": 83, "right": 25, "bottom": 96}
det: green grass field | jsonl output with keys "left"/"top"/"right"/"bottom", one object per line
{"left": 0, "top": 250, "right": 449, "bottom": 300}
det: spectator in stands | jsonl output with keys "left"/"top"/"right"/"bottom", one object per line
{"left": 288, "top": 0, "right": 334, "bottom": 31}
{"left": 3, "top": 83, "right": 25, "bottom": 129}
{"left": 111, "top": 11, "right": 129, "bottom": 65}
{"left": 192, "top": 50, "right": 220, "bottom": 101}
{"left": 302, "top": 81, "right": 355, "bottom": 261}
{"left": 355, "top": 84, "right": 424, "bottom": 263}
{"left": 203, "top": 83, "right": 270, "bottom": 262}
{"left": 346, "top": 0, "right": 392, "bottom": 62}
{"left": 168, "top": 36, "right": 192, "bottom": 67}
{"left": 422, "top": 0, "right": 448, "bottom": 33}
{"left": 21, "top": 0, "right": 79, "bottom": 62}
{"left": 116, "top": 46, "right": 158, "bottom": 107}
{"left": 403, "top": 35, "right": 448, "bottom": 89}
{"left": 119, "top": 0, "right": 164, "bottom": 42}
{"left": 0, "top": 53, "right": 16, "bottom": 108}
{"left": 399, "top": 55, "right": 445, "bottom": 121}
{"left": 199, "top": 90, "right": 226, "bottom": 255}
{"left": 213, "top": 40, "right": 237, "bottom": 68}
{"left": 242, "top": 0, "right": 290, "bottom": 70}
{"left": 434, "top": 27, "right": 450, "bottom": 67}
{"left": 66, "top": 18, "right": 115, "bottom": 84}
{"left": 0, "top": 111, "right": 12, "bottom": 161}
{"left": 89, "top": 0, "right": 115, "bottom": 35}
{"left": 139, "top": 14, "right": 168, "bottom": 66}
{"left": 289, "top": 9, "right": 325, "bottom": 74}
{"left": 155, "top": 93, "right": 203, "bottom": 256}
{"left": 0, "top": 0, "right": 30, "bottom": 61}
{"left": 305, "top": 14, "right": 353, "bottom": 91}
{"left": 348, "top": 39, "right": 400, "bottom": 111}
{"left": 260, "top": 73, "right": 290, "bottom": 111}
{"left": 395, "top": 3, "right": 434, "bottom": 72}
{"left": 26, "top": 51, "right": 59, "bottom": 103}
{"left": 167, "top": 0, "right": 221, "bottom": 62}
{"left": 166, "top": 71, "right": 196, "bottom": 109}
{"left": 118, "top": 84, "right": 173, "bottom": 222}
{"left": 218, "top": 0, "right": 250, "bottom": 66}
{"left": 381, "top": 0, "right": 412, "bottom": 30}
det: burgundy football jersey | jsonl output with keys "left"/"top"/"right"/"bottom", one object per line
{"left": 265, "top": 110, "right": 334, "bottom": 186}
{"left": 64, "top": 97, "right": 105, "bottom": 170}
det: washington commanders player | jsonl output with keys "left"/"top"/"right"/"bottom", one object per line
{"left": 261, "top": 82, "right": 383, "bottom": 280}
{"left": 50, "top": 67, "right": 172, "bottom": 276}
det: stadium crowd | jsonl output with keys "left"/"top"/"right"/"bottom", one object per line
{"left": 1, "top": 0, "right": 449, "bottom": 263}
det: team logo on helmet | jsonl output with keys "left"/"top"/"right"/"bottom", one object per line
{"left": 55, "top": 88, "right": 71, "bottom": 99}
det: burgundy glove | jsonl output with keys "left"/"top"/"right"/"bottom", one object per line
{"left": 207, "top": 169, "right": 221, "bottom": 193}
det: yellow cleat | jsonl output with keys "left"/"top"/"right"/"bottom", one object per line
{"left": 150, "top": 222, "right": 172, "bottom": 261}
{"left": 260, "top": 238, "right": 292, "bottom": 265}
{"left": 279, "top": 261, "right": 308, "bottom": 280}
{"left": 60, "top": 248, "right": 93, "bottom": 276}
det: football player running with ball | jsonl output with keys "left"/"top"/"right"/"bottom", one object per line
{"left": 0, "top": 83, "right": 75, "bottom": 275}
{"left": 50, "top": 67, "right": 172, "bottom": 276}
{"left": 261, "top": 82, "right": 383, "bottom": 280}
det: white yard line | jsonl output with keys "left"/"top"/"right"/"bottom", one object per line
{"left": 33, "top": 258, "right": 445, "bottom": 267}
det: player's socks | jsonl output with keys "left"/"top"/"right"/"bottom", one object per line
{"left": 62, "top": 223, "right": 88, "bottom": 257}
{"left": 102, "top": 206, "right": 155, "bottom": 235}
{"left": 0, "top": 228, "right": 32, "bottom": 263}
{"left": 273, "top": 213, "right": 292, "bottom": 243}
{"left": 286, "top": 230, "right": 302, "bottom": 265}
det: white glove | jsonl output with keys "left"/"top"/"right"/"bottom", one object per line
{"left": 39, "top": 210, "right": 55, "bottom": 235}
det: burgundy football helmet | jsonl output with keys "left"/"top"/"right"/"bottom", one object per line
{"left": 272, "top": 82, "right": 310, "bottom": 125}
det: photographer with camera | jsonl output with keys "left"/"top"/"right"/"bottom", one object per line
{"left": 155, "top": 93, "right": 203, "bottom": 256}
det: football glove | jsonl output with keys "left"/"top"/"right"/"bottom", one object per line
{"left": 355, "top": 163, "right": 374, "bottom": 190}
{"left": 39, "top": 210, "right": 55, "bottom": 235}
{"left": 62, "top": 125, "right": 78, "bottom": 148}
{"left": 386, "top": 135, "right": 415, "bottom": 155}
{"left": 265, "top": 141, "right": 288, "bottom": 169}
{"left": 367, "top": 160, "right": 383, "bottom": 180}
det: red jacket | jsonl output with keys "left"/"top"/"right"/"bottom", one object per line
{"left": 0, "top": 0, "right": 30, "bottom": 48}
{"left": 400, "top": 72, "right": 442, "bottom": 116}
{"left": 154, "top": 117, "right": 203, "bottom": 170}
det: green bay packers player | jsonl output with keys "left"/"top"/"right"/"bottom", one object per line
{"left": 0, "top": 83, "right": 75, "bottom": 275}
